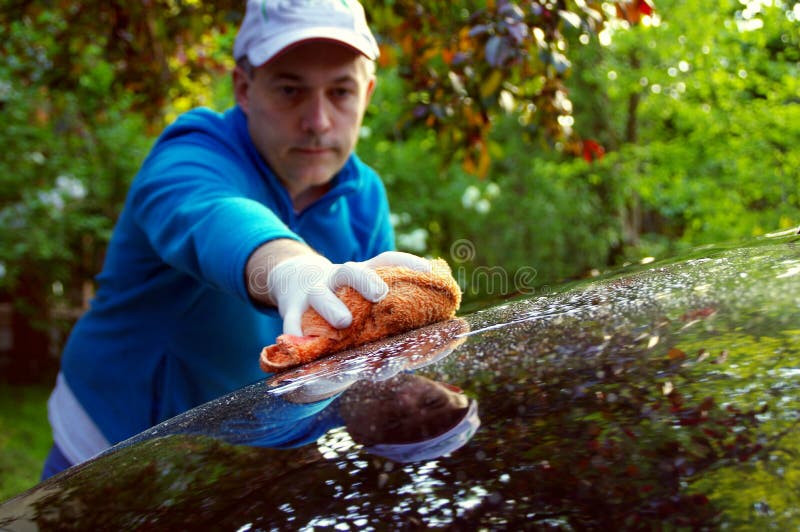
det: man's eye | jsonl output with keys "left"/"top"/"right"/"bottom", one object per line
{"left": 279, "top": 86, "right": 301, "bottom": 97}
{"left": 332, "top": 87, "right": 354, "bottom": 98}
{"left": 421, "top": 394, "right": 445, "bottom": 409}
{"left": 383, "top": 416, "right": 402, "bottom": 431}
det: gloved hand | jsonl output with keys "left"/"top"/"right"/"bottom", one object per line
{"left": 268, "top": 251, "right": 431, "bottom": 336}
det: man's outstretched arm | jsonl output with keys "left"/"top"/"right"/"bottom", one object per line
{"left": 245, "top": 239, "right": 430, "bottom": 336}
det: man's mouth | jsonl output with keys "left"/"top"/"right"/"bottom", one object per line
{"left": 293, "top": 143, "right": 336, "bottom": 155}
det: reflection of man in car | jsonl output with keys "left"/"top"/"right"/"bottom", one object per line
{"left": 263, "top": 317, "right": 478, "bottom": 461}
{"left": 337, "top": 374, "right": 480, "bottom": 463}
{"left": 214, "top": 317, "right": 476, "bottom": 463}
{"left": 229, "top": 373, "right": 480, "bottom": 464}
{"left": 116, "top": 317, "right": 474, "bottom": 463}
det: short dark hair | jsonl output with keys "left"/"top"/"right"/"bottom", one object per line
{"left": 235, "top": 54, "right": 375, "bottom": 79}
{"left": 236, "top": 57, "right": 254, "bottom": 78}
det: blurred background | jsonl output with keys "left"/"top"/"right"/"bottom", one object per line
{"left": 1, "top": 0, "right": 798, "bottom": 499}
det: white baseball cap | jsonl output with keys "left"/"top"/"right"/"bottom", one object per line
{"left": 233, "top": 0, "right": 380, "bottom": 67}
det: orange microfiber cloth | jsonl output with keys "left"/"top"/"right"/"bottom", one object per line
{"left": 260, "top": 258, "right": 461, "bottom": 373}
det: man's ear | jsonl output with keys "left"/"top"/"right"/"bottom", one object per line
{"left": 364, "top": 76, "right": 376, "bottom": 106}
{"left": 232, "top": 65, "right": 251, "bottom": 113}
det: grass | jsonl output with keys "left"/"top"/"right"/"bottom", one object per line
{"left": 0, "top": 384, "right": 52, "bottom": 502}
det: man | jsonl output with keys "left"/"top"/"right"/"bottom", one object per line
{"left": 42, "top": 0, "right": 428, "bottom": 479}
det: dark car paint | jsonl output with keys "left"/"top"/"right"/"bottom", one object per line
{"left": 1, "top": 234, "right": 799, "bottom": 529}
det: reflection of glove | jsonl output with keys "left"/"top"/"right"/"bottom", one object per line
{"left": 268, "top": 251, "right": 431, "bottom": 336}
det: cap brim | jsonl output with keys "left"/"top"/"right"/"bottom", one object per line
{"left": 364, "top": 400, "right": 481, "bottom": 463}
{"left": 247, "top": 27, "right": 378, "bottom": 67}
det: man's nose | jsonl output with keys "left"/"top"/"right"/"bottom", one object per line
{"left": 300, "top": 92, "right": 332, "bottom": 134}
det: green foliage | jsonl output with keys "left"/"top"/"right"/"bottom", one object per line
{"left": 0, "top": 29, "right": 151, "bottom": 331}
{"left": 1, "top": 1, "right": 242, "bottom": 125}
{"left": 0, "top": 1, "right": 238, "bottom": 339}
{"left": 0, "top": 385, "right": 51, "bottom": 501}
{"left": 363, "top": 0, "right": 626, "bottom": 174}
{"left": 362, "top": 71, "right": 623, "bottom": 304}
{"left": 361, "top": 0, "right": 800, "bottom": 301}
{"left": 566, "top": 0, "right": 800, "bottom": 258}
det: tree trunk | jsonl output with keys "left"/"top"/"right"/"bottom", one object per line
{"left": 622, "top": 51, "right": 642, "bottom": 249}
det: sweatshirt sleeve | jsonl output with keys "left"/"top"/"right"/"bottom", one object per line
{"left": 222, "top": 395, "right": 342, "bottom": 449}
{"left": 129, "top": 134, "right": 301, "bottom": 303}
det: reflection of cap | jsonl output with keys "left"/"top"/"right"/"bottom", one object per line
{"left": 234, "top": 0, "right": 380, "bottom": 67}
{"left": 364, "top": 400, "right": 480, "bottom": 463}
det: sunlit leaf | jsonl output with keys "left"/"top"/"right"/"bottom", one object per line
{"left": 480, "top": 69, "right": 504, "bottom": 99}
{"left": 667, "top": 348, "right": 686, "bottom": 360}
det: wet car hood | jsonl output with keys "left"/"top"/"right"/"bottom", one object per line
{"left": 1, "top": 233, "right": 799, "bottom": 529}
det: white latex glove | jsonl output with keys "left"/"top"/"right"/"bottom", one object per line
{"left": 268, "top": 251, "right": 431, "bottom": 336}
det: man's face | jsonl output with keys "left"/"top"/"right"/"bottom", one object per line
{"left": 341, "top": 375, "right": 470, "bottom": 445}
{"left": 234, "top": 41, "right": 375, "bottom": 202}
